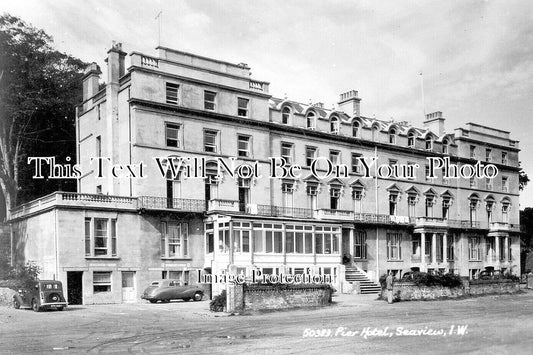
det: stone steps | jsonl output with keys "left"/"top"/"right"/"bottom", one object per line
{"left": 345, "top": 267, "right": 381, "bottom": 294}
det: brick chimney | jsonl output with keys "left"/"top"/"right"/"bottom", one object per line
{"left": 424, "top": 111, "right": 445, "bottom": 135}
{"left": 338, "top": 90, "right": 361, "bottom": 116}
{"left": 81, "top": 63, "right": 101, "bottom": 101}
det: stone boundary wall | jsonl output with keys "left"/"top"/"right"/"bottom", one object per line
{"left": 381, "top": 279, "right": 520, "bottom": 301}
{"left": 226, "top": 284, "right": 333, "bottom": 313}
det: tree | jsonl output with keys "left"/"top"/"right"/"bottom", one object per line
{"left": 0, "top": 14, "right": 87, "bottom": 220}
{"left": 519, "top": 169, "right": 529, "bottom": 191}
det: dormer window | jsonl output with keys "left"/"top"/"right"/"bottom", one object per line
{"left": 330, "top": 117, "right": 340, "bottom": 134}
{"left": 352, "top": 121, "right": 360, "bottom": 137}
{"left": 442, "top": 139, "right": 449, "bottom": 154}
{"left": 282, "top": 107, "right": 291, "bottom": 125}
{"left": 306, "top": 112, "right": 316, "bottom": 130}
{"left": 425, "top": 136, "right": 433, "bottom": 150}
{"left": 407, "top": 132, "right": 415, "bottom": 147}
{"left": 389, "top": 128, "right": 397, "bottom": 144}
{"left": 372, "top": 126, "right": 379, "bottom": 141}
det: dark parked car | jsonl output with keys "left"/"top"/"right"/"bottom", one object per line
{"left": 13, "top": 280, "right": 67, "bottom": 312}
{"left": 478, "top": 270, "right": 502, "bottom": 280}
{"left": 141, "top": 280, "right": 203, "bottom": 303}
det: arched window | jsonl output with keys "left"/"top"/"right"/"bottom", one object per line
{"left": 442, "top": 139, "right": 449, "bottom": 154}
{"left": 407, "top": 131, "right": 415, "bottom": 147}
{"left": 306, "top": 112, "right": 316, "bottom": 129}
{"left": 469, "top": 194, "right": 480, "bottom": 226}
{"left": 389, "top": 128, "right": 397, "bottom": 144}
{"left": 330, "top": 117, "right": 340, "bottom": 134}
{"left": 425, "top": 136, "right": 433, "bottom": 150}
{"left": 282, "top": 107, "right": 291, "bottom": 125}
{"left": 352, "top": 121, "right": 360, "bottom": 137}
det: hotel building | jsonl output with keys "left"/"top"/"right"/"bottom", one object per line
{"left": 8, "top": 42, "right": 521, "bottom": 304}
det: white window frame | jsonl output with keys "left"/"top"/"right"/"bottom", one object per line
{"left": 85, "top": 218, "right": 117, "bottom": 258}
{"left": 237, "top": 97, "right": 249, "bottom": 117}
{"left": 204, "top": 90, "right": 217, "bottom": 111}
{"left": 237, "top": 135, "right": 251, "bottom": 157}
{"left": 204, "top": 129, "right": 218, "bottom": 153}
{"left": 166, "top": 82, "right": 179, "bottom": 105}
{"left": 165, "top": 123, "right": 181, "bottom": 148}
{"left": 161, "top": 222, "right": 189, "bottom": 258}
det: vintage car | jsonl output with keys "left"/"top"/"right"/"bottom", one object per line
{"left": 141, "top": 279, "right": 203, "bottom": 303}
{"left": 13, "top": 280, "right": 68, "bottom": 312}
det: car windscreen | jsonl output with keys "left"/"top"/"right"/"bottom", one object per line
{"left": 43, "top": 284, "right": 59, "bottom": 290}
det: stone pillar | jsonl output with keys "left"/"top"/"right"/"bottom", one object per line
{"left": 431, "top": 233, "right": 437, "bottom": 265}
{"left": 442, "top": 233, "right": 448, "bottom": 264}
{"left": 229, "top": 221, "right": 234, "bottom": 265}
{"left": 495, "top": 236, "right": 500, "bottom": 264}
{"left": 421, "top": 232, "right": 426, "bottom": 271}
{"left": 349, "top": 228, "right": 354, "bottom": 262}
{"left": 504, "top": 236, "right": 509, "bottom": 261}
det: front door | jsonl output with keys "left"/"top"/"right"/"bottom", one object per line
{"left": 121, "top": 272, "right": 136, "bottom": 303}
{"left": 67, "top": 271, "right": 83, "bottom": 305}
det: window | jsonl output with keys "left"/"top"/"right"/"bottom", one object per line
{"left": 486, "top": 178, "right": 493, "bottom": 190}
{"left": 281, "top": 142, "right": 294, "bottom": 164}
{"left": 469, "top": 197, "right": 479, "bottom": 224}
{"left": 166, "top": 83, "right": 179, "bottom": 104}
{"left": 388, "top": 159, "right": 397, "bottom": 167}
{"left": 351, "top": 153, "right": 361, "bottom": 174}
{"left": 389, "top": 193, "right": 398, "bottom": 216}
{"left": 282, "top": 107, "right": 291, "bottom": 124}
{"left": 96, "top": 185, "right": 102, "bottom": 194}
{"left": 204, "top": 130, "right": 218, "bottom": 153}
{"left": 93, "top": 272, "right": 111, "bottom": 293}
{"left": 387, "top": 233, "right": 402, "bottom": 260}
{"left": 468, "top": 237, "right": 480, "bottom": 260}
{"left": 233, "top": 229, "right": 250, "bottom": 253}
{"left": 407, "top": 132, "right": 415, "bottom": 147}
{"left": 425, "top": 136, "right": 433, "bottom": 150}
{"left": 407, "top": 193, "right": 417, "bottom": 218}
{"left": 372, "top": 126, "right": 379, "bottom": 141}
{"left": 329, "top": 150, "right": 341, "bottom": 166}
{"left": 237, "top": 97, "right": 249, "bottom": 117}
{"left": 330, "top": 186, "right": 341, "bottom": 210}
{"left": 353, "top": 187, "right": 363, "bottom": 213}
{"left": 306, "top": 146, "right": 317, "bottom": 167}
{"left": 502, "top": 202, "right": 510, "bottom": 223}
{"left": 389, "top": 128, "right": 397, "bottom": 144}
{"left": 442, "top": 139, "right": 449, "bottom": 154}
{"left": 485, "top": 148, "right": 492, "bottom": 162}
{"left": 330, "top": 117, "right": 340, "bottom": 134}
{"left": 204, "top": 91, "right": 216, "bottom": 111}
{"left": 502, "top": 152, "right": 508, "bottom": 165}
{"left": 352, "top": 121, "right": 360, "bottom": 137}
{"left": 165, "top": 123, "right": 181, "bottom": 148}
{"left": 237, "top": 135, "right": 251, "bottom": 157}
{"left": 442, "top": 167, "right": 449, "bottom": 184}
{"left": 161, "top": 222, "right": 188, "bottom": 258}
{"left": 486, "top": 199, "right": 494, "bottom": 223}
{"left": 470, "top": 177, "right": 476, "bottom": 188}
{"left": 306, "top": 112, "right": 316, "bottom": 129}
{"left": 282, "top": 182, "right": 294, "bottom": 208}
{"left": 307, "top": 183, "right": 318, "bottom": 210}
{"left": 502, "top": 176, "right": 509, "bottom": 192}
{"left": 442, "top": 197, "right": 451, "bottom": 219}
{"left": 425, "top": 165, "right": 430, "bottom": 181}
{"left": 447, "top": 235, "right": 454, "bottom": 260}
{"left": 85, "top": 218, "right": 117, "bottom": 257}
{"left": 97, "top": 104, "right": 102, "bottom": 120}
{"left": 353, "top": 231, "right": 367, "bottom": 259}
{"left": 425, "top": 194, "right": 435, "bottom": 217}
{"left": 96, "top": 136, "right": 101, "bottom": 157}
{"left": 470, "top": 145, "right": 476, "bottom": 159}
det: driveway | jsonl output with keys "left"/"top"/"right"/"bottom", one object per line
{"left": 1, "top": 292, "right": 533, "bottom": 354}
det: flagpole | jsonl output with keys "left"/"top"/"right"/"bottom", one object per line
{"left": 155, "top": 11, "right": 163, "bottom": 47}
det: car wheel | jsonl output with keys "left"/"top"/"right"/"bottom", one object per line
{"left": 162, "top": 299, "right": 170, "bottom": 303}
{"left": 149, "top": 300, "right": 157, "bottom": 303}
{"left": 32, "top": 299, "right": 41, "bottom": 312}
{"left": 13, "top": 299, "right": 20, "bottom": 309}
{"left": 193, "top": 292, "right": 202, "bottom": 302}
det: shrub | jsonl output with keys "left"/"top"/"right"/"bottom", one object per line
{"left": 209, "top": 290, "right": 226, "bottom": 312}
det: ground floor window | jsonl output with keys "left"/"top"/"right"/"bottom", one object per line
{"left": 161, "top": 221, "right": 188, "bottom": 258}
{"left": 469, "top": 268, "right": 481, "bottom": 279}
{"left": 468, "top": 236, "right": 481, "bottom": 260}
{"left": 353, "top": 231, "right": 367, "bottom": 259}
{"left": 93, "top": 271, "right": 111, "bottom": 293}
{"left": 386, "top": 233, "right": 402, "bottom": 260}
{"left": 386, "top": 269, "right": 401, "bottom": 279}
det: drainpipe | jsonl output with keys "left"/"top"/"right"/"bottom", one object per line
{"left": 375, "top": 146, "right": 380, "bottom": 281}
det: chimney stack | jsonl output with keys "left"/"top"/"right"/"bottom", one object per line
{"left": 424, "top": 111, "right": 445, "bottom": 135}
{"left": 105, "top": 41, "right": 126, "bottom": 84}
{"left": 82, "top": 63, "right": 101, "bottom": 101}
{"left": 338, "top": 90, "right": 361, "bottom": 116}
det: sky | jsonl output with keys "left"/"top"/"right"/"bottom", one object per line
{"left": 2, "top": 0, "right": 533, "bottom": 207}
